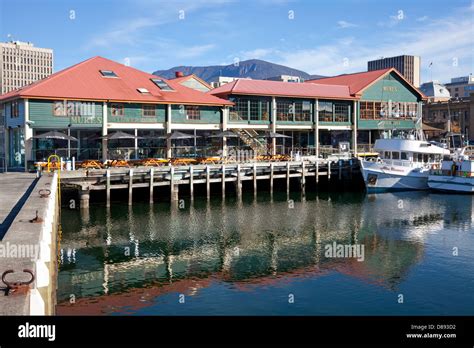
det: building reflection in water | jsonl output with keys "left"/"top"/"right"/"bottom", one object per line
{"left": 56, "top": 191, "right": 473, "bottom": 314}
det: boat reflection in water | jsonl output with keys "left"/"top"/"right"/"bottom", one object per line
{"left": 57, "top": 191, "right": 474, "bottom": 315}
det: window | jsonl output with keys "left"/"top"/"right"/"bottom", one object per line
{"left": 186, "top": 105, "right": 200, "bottom": 120}
{"left": 276, "top": 99, "right": 294, "bottom": 121}
{"left": 384, "top": 151, "right": 390, "bottom": 159}
{"left": 401, "top": 152, "right": 408, "bottom": 160}
{"left": 137, "top": 88, "right": 150, "bottom": 94}
{"left": 151, "top": 78, "right": 174, "bottom": 91}
{"left": 143, "top": 104, "right": 155, "bottom": 117}
{"left": 249, "top": 100, "right": 259, "bottom": 121}
{"left": 11, "top": 101, "right": 19, "bottom": 118}
{"left": 294, "top": 100, "right": 312, "bottom": 122}
{"left": 392, "top": 152, "right": 400, "bottom": 160}
{"left": 110, "top": 103, "right": 124, "bottom": 116}
{"left": 334, "top": 103, "right": 349, "bottom": 122}
{"left": 318, "top": 101, "right": 333, "bottom": 122}
{"left": 100, "top": 70, "right": 118, "bottom": 78}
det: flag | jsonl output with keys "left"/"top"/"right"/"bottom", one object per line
{"left": 429, "top": 62, "right": 433, "bottom": 67}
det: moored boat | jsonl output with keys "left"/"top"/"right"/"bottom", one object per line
{"left": 360, "top": 132, "right": 450, "bottom": 192}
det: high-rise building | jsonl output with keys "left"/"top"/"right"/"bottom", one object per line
{"left": 0, "top": 41, "right": 53, "bottom": 95}
{"left": 368, "top": 55, "right": 420, "bottom": 87}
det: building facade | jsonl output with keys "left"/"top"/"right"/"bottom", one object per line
{"left": 419, "top": 81, "right": 451, "bottom": 102}
{"left": 0, "top": 41, "right": 53, "bottom": 95}
{"left": 423, "top": 94, "right": 474, "bottom": 140}
{"left": 445, "top": 75, "right": 474, "bottom": 98}
{"left": 0, "top": 56, "right": 232, "bottom": 170}
{"left": 0, "top": 57, "right": 426, "bottom": 171}
{"left": 368, "top": 55, "right": 420, "bottom": 87}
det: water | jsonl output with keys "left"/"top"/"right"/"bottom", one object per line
{"left": 57, "top": 191, "right": 474, "bottom": 315}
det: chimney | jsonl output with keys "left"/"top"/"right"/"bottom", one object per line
{"left": 175, "top": 71, "right": 184, "bottom": 78}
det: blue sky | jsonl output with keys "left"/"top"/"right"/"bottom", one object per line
{"left": 0, "top": 0, "right": 473, "bottom": 83}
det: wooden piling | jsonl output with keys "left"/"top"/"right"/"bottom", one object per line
{"left": 149, "top": 168, "right": 154, "bottom": 204}
{"left": 189, "top": 166, "right": 194, "bottom": 199}
{"left": 221, "top": 164, "right": 225, "bottom": 198}
{"left": 128, "top": 169, "right": 133, "bottom": 205}
{"left": 316, "top": 161, "right": 319, "bottom": 184}
{"left": 206, "top": 165, "right": 210, "bottom": 199}
{"left": 270, "top": 163, "right": 274, "bottom": 194}
{"left": 170, "top": 166, "right": 176, "bottom": 201}
{"left": 286, "top": 162, "right": 290, "bottom": 195}
{"left": 106, "top": 169, "right": 111, "bottom": 207}
{"left": 236, "top": 164, "right": 242, "bottom": 197}
{"left": 339, "top": 161, "right": 342, "bottom": 180}
{"left": 328, "top": 161, "right": 331, "bottom": 179}
{"left": 253, "top": 163, "right": 257, "bottom": 195}
{"left": 301, "top": 161, "right": 306, "bottom": 193}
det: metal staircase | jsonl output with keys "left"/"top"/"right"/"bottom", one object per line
{"left": 232, "top": 129, "right": 268, "bottom": 155}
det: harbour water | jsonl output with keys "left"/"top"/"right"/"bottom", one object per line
{"left": 57, "top": 191, "right": 474, "bottom": 315}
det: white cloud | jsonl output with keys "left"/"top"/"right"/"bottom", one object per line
{"left": 337, "top": 20, "right": 358, "bottom": 29}
{"left": 416, "top": 16, "right": 428, "bottom": 22}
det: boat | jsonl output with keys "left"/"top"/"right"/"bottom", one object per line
{"left": 428, "top": 146, "right": 474, "bottom": 193}
{"left": 360, "top": 131, "right": 450, "bottom": 192}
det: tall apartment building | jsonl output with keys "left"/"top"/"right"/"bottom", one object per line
{"left": 0, "top": 41, "right": 53, "bottom": 95}
{"left": 368, "top": 55, "right": 420, "bottom": 87}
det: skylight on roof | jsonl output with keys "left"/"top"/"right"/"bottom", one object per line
{"left": 151, "top": 78, "right": 174, "bottom": 91}
{"left": 100, "top": 70, "right": 118, "bottom": 78}
{"left": 137, "top": 88, "right": 150, "bottom": 94}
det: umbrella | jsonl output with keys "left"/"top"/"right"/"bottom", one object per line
{"left": 102, "top": 131, "right": 144, "bottom": 140}
{"left": 207, "top": 130, "right": 239, "bottom": 138}
{"left": 160, "top": 131, "right": 201, "bottom": 140}
{"left": 33, "top": 130, "right": 78, "bottom": 141}
{"left": 262, "top": 132, "right": 292, "bottom": 139}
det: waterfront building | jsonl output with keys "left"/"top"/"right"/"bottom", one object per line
{"left": 0, "top": 56, "right": 232, "bottom": 170}
{"left": 444, "top": 75, "right": 474, "bottom": 98}
{"left": 368, "top": 55, "right": 420, "bottom": 87}
{"left": 0, "top": 57, "right": 426, "bottom": 171}
{"left": 170, "top": 72, "right": 212, "bottom": 92}
{"left": 0, "top": 41, "right": 53, "bottom": 95}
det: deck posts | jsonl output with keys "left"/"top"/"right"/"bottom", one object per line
{"left": 328, "top": 161, "right": 331, "bottom": 180}
{"left": 80, "top": 188, "right": 90, "bottom": 210}
{"left": 301, "top": 161, "right": 306, "bottom": 193}
{"left": 128, "top": 169, "right": 133, "bottom": 205}
{"left": 286, "top": 162, "right": 290, "bottom": 195}
{"left": 236, "top": 164, "right": 242, "bottom": 197}
{"left": 206, "top": 165, "right": 211, "bottom": 199}
{"left": 170, "top": 166, "right": 179, "bottom": 201}
{"left": 189, "top": 166, "right": 194, "bottom": 200}
{"left": 149, "top": 168, "right": 154, "bottom": 204}
{"left": 316, "top": 161, "right": 319, "bottom": 184}
{"left": 106, "top": 169, "right": 111, "bottom": 207}
{"left": 253, "top": 163, "right": 257, "bottom": 195}
{"left": 270, "top": 163, "right": 274, "bottom": 194}
{"left": 221, "top": 164, "right": 226, "bottom": 198}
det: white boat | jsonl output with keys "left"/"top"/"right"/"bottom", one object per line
{"left": 428, "top": 147, "right": 474, "bottom": 193}
{"left": 360, "top": 132, "right": 450, "bottom": 192}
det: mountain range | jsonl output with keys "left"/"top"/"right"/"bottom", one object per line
{"left": 153, "top": 59, "right": 324, "bottom": 82}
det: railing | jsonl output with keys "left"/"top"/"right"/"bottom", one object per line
{"left": 357, "top": 144, "right": 375, "bottom": 153}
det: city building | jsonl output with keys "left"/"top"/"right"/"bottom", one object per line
{"left": 0, "top": 57, "right": 426, "bottom": 171}
{"left": 264, "top": 75, "right": 303, "bottom": 83}
{"left": 0, "top": 41, "right": 53, "bottom": 94}
{"left": 368, "top": 55, "right": 420, "bottom": 87}
{"left": 210, "top": 76, "right": 251, "bottom": 89}
{"left": 419, "top": 81, "right": 451, "bottom": 102}
{"left": 422, "top": 93, "right": 474, "bottom": 140}
{"left": 444, "top": 75, "right": 474, "bottom": 98}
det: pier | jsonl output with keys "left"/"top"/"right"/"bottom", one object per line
{"left": 0, "top": 173, "right": 59, "bottom": 315}
{"left": 60, "top": 159, "right": 360, "bottom": 208}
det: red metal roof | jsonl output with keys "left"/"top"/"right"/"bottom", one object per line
{"left": 305, "top": 68, "right": 425, "bottom": 99}
{"left": 0, "top": 56, "right": 233, "bottom": 106}
{"left": 209, "top": 78, "right": 356, "bottom": 100}
{"left": 170, "top": 74, "right": 212, "bottom": 90}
